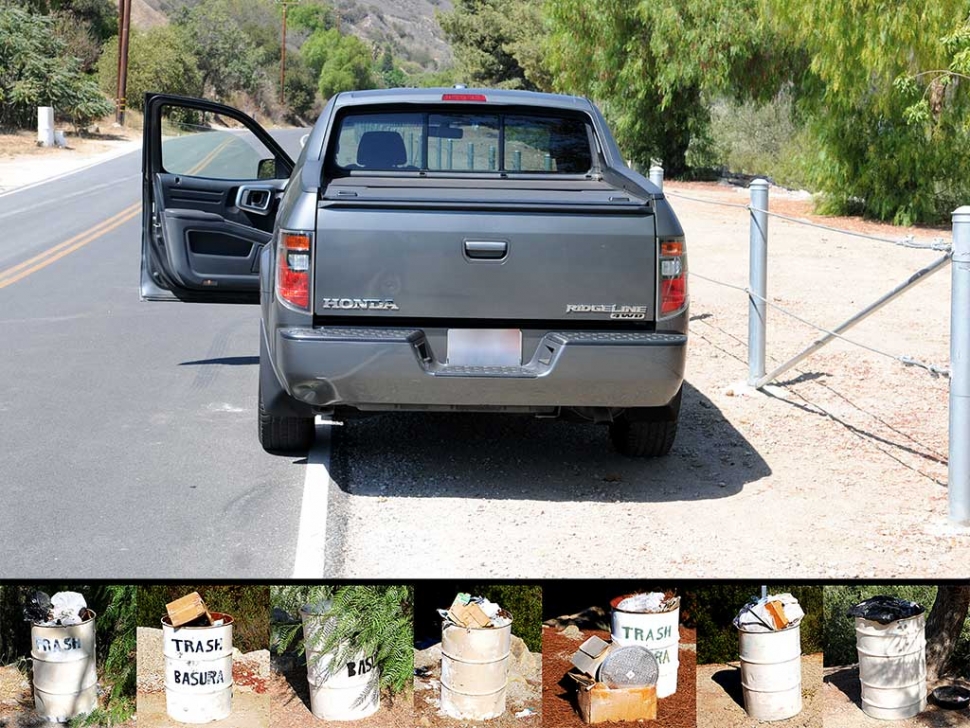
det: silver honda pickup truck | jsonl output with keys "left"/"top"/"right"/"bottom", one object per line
{"left": 140, "top": 88, "right": 688, "bottom": 456}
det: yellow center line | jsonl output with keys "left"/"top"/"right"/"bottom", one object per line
{"left": 0, "top": 133, "right": 237, "bottom": 290}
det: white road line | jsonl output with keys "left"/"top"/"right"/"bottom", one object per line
{"left": 0, "top": 143, "right": 141, "bottom": 199}
{"left": 291, "top": 421, "right": 333, "bottom": 578}
{"left": 0, "top": 174, "right": 139, "bottom": 221}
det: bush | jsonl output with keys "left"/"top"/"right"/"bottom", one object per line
{"left": 137, "top": 586, "right": 268, "bottom": 653}
{"left": 0, "top": 6, "right": 113, "bottom": 130}
{"left": 693, "top": 585, "right": 823, "bottom": 665}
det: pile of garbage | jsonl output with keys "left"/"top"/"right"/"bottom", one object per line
{"left": 439, "top": 593, "right": 511, "bottom": 629}
{"left": 166, "top": 591, "right": 226, "bottom": 627}
{"left": 614, "top": 592, "right": 679, "bottom": 614}
{"left": 734, "top": 593, "right": 805, "bottom": 632}
{"left": 847, "top": 596, "right": 925, "bottom": 624}
{"left": 24, "top": 591, "right": 92, "bottom": 626}
{"left": 569, "top": 636, "right": 658, "bottom": 689}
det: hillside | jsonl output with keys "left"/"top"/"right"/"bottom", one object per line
{"left": 131, "top": 0, "right": 453, "bottom": 72}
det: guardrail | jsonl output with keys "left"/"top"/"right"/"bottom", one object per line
{"left": 654, "top": 168, "right": 967, "bottom": 525}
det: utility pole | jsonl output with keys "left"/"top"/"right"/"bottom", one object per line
{"left": 276, "top": 0, "right": 300, "bottom": 107}
{"left": 116, "top": 0, "right": 132, "bottom": 125}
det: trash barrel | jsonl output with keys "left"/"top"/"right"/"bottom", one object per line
{"left": 610, "top": 595, "right": 680, "bottom": 698}
{"left": 440, "top": 615, "right": 512, "bottom": 720}
{"left": 300, "top": 604, "right": 380, "bottom": 721}
{"left": 738, "top": 622, "right": 802, "bottom": 721}
{"left": 162, "top": 612, "right": 234, "bottom": 723}
{"left": 854, "top": 611, "right": 927, "bottom": 720}
{"left": 31, "top": 610, "right": 97, "bottom": 722}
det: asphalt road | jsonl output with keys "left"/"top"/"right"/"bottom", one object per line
{"left": 0, "top": 129, "right": 311, "bottom": 578}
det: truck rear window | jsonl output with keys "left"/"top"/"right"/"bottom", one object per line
{"left": 331, "top": 111, "right": 594, "bottom": 174}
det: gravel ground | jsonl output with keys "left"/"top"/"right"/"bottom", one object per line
{"left": 696, "top": 653, "right": 822, "bottom": 727}
{"left": 326, "top": 180, "right": 966, "bottom": 579}
{"left": 542, "top": 624, "right": 696, "bottom": 728}
{"left": 823, "top": 665, "right": 970, "bottom": 727}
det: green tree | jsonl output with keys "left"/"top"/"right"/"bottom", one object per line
{"left": 767, "top": 0, "right": 970, "bottom": 224}
{"left": 284, "top": 51, "right": 319, "bottom": 120}
{"left": 378, "top": 46, "right": 406, "bottom": 88}
{"left": 544, "top": 0, "right": 794, "bottom": 175}
{"left": 288, "top": 0, "right": 336, "bottom": 34}
{"left": 97, "top": 26, "right": 203, "bottom": 111}
{"left": 0, "top": 5, "right": 113, "bottom": 129}
{"left": 438, "top": 0, "right": 547, "bottom": 90}
{"left": 317, "top": 32, "right": 376, "bottom": 99}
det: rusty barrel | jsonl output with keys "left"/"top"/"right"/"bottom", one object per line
{"left": 300, "top": 604, "right": 380, "bottom": 721}
{"left": 31, "top": 611, "right": 97, "bottom": 722}
{"left": 162, "top": 613, "right": 234, "bottom": 723}
{"left": 440, "top": 617, "right": 512, "bottom": 720}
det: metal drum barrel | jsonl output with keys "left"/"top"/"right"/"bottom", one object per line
{"left": 855, "top": 612, "right": 927, "bottom": 720}
{"left": 440, "top": 618, "right": 512, "bottom": 720}
{"left": 31, "top": 611, "right": 97, "bottom": 723}
{"left": 738, "top": 623, "right": 802, "bottom": 721}
{"left": 162, "top": 612, "right": 234, "bottom": 724}
{"left": 300, "top": 605, "right": 380, "bottom": 721}
{"left": 610, "top": 597, "right": 680, "bottom": 698}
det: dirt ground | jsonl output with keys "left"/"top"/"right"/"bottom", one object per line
{"left": 269, "top": 653, "right": 413, "bottom": 728}
{"left": 696, "top": 653, "right": 822, "bottom": 727}
{"left": 823, "top": 665, "right": 970, "bottom": 726}
{"left": 542, "top": 624, "right": 697, "bottom": 728}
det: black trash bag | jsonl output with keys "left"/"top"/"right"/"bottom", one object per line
{"left": 847, "top": 595, "right": 925, "bottom": 624}
{"left": 23, "top": 591, "right": 51, "bottom": 623}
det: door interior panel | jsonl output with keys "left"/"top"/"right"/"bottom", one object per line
{"left": 156, "top": 173, "right": 282, "bottom": 232}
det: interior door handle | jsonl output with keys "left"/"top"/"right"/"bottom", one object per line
{"left": 463, "top": 240, "right": 508, "bottom": 260}
{"left": 236, "top": 185, "right": 275, "bottom": 215}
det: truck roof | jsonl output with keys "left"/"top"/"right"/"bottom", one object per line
{"left": 332, "top": 87, "right": 594, "bottom": 112}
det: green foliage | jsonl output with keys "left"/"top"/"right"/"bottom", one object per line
{"left": 137, "top": 586, "right": 268, "bottom": 653}
{"left": 379, "top": 46, "right": 406, "bottom": 88}
{"left": 470, "top": 585, "right": 542, "bottom": 654}
{"left": 823, "top": 585, "right": 942, "bottom": 668}
{"left": 284, "top": 51, "right": 320, "bottom": 121}
{"left": 438, "top": 0, "right": 548, "bottom": 90}
{"left": 767, "top": 0, "right": 970, "bottom": 224}
{"left": 0, "top": 6, "right": 113, "bottom": 130}
{"left": 693, "top": 586, "right": 823, "bottom": 665}
{"left": 97, "top": 26, "right": 203, "bottom": 112}
{"left": 315, "top": 31, "right": 376, "bottom": 99}
{"left": 288, "top": 1, "right": 336, "bottom": 34}
{"left": 272, "top": 585, "right": 413, "bottom": 696}
{"left": 411, "top": 68, "right": 458, "bottom": 88}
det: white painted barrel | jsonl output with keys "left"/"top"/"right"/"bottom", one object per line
{"left": 855, "top": 612, "right": 927, "bottom": 720}
{"left": 738, "top": 623, "right": 802, "bottom": 721}
{"left": 300, "top": 604, "right": 380, "bottom": 721}
{"left": 31, "top": 611, "right": 97, "bottom": 723}
{"left": 440, "top": 618, "right": 512, "bottom": 720}
{"left": 162, "top": 613, "right": 234, "bottom": 724}
{"left": 37, "top": 107, "right": 54, "bottom": 147}
{"left": 611, "top": 596, "right": 680, "bottom": 698}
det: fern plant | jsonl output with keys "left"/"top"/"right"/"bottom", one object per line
{"left": 273, "top": 585, "right": 413, "bottom": 697}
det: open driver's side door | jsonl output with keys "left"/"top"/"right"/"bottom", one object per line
{"left": 141, "top": 93, "right": 294, "bottom": 304}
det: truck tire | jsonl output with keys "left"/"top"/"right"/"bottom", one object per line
{"left": 608, "top": 387, "right": 682, "bottom": 457}
{"left": 258, "top": 381, "right": 315, "bottom": 454}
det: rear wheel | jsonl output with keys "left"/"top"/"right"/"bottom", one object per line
{"left": 258, "top": 381, "right": 315, "bottom": 454}
{"left": 608, "top": 386, "right": 682, "bottom": 457}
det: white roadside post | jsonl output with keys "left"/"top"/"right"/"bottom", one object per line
{"left": 950, "top": 207, "right": 970, "bottom": 525}
{"left": 37, "top": 107, "right": 54, "bottom": 147}
{"left": 748, "top": 180, "right": 769, "bottom": 385}
{"left": 649, "top": 164, "right": 664, "bottom": 191}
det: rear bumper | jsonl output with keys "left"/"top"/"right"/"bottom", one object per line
{"left": 274, "top": 325, "right": 686, "bottom": 410}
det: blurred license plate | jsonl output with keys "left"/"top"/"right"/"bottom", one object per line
{"left": 447, "top": 329, "right": 522, "bottom": 367}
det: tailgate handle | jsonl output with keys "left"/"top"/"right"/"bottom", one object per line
{"left": 464, "top": 240, "right": 508, "bottom": 260}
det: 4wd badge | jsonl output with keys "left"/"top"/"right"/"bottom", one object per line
{"left": 565, "top": 304, "right": 648, "bottom": 320}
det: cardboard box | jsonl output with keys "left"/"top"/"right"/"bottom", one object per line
{"left": 577, "top": 682, "right": 658, "bottom": 724}
{"left": 571, "top": 636, "right": 612, "bottom": 678}
{"left": 166, "top": 592, "right": 211, "bottom": 627}
{"left": 447, "top": 597, "right": 491, "bottom": 628}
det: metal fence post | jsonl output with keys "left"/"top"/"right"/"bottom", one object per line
{"left": 748, "top": 180, "right": 769, "bottom": 385}
{"left": 950, "top": 207, "right": 970, "bottom": 525}
{"left": 649, "top": 164, "right": 664, "bottom": 191}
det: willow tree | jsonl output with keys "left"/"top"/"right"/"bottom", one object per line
{"left": 543, "top": 0, "right": 796, "bottom": 174}
{"left": 767, "top": 0, "right": 970, "bottom": 224}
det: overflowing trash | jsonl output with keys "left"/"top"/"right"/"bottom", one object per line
{"left": 438, "top": 593, "right": 512, "bottom": 629}
{"left": 166, "top": 591, "right": 224, "bottom": 627}
{"left": 614, "top": 592, "right": 679, "bottom": 614}
{"left": 24, "top": 591, "right": 93, "bottom": 626}
{"left": 847, "top": 595, "right": 925, "bottom": 624}
{"left": 734, "top": 593, "right": 805, "bottom": 632}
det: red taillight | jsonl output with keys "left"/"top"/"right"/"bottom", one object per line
{"left": 441, "top": 93, "right": 487, "bottom": 102}
{"left": 277, "top": 231, "right": 311, "bottom": 310}
{"left": 659, "top": 236, "right": 687, "bottom": 316}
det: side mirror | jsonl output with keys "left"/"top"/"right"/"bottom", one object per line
{"left": 257, "top": 158, "right": 277, "bottom": 180}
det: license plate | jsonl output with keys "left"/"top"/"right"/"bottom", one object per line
{"left": 447, "top": 329, "right": 522, "bottom": 367}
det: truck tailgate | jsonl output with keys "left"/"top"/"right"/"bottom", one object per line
{"left": 314, "top": 181, "right": 657, "bottom": 322}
